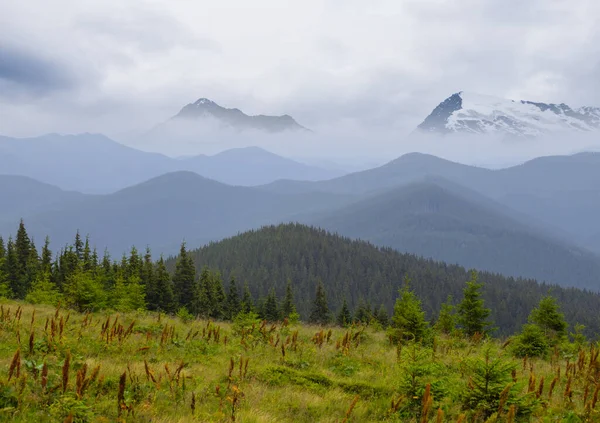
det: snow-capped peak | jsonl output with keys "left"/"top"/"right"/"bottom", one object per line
{"left": 417, "top": 91, "right": 600, "bottom": 137}
{"left": 193, "top": 98, "right": 217, "bottom": 107}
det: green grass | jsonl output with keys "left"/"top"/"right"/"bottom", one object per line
{"left": 0, "top": 300, "right": 597, "bottom": 422}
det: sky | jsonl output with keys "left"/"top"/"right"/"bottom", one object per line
{"left": 1, "top": 0, "right": 600, "bottom": 163}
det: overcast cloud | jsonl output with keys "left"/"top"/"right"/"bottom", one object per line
{"left": 1, "top": 0, "right": 599, "bottom": 162}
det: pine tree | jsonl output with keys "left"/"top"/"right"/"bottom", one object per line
{"left": 281, "top": 279, "right": 297, "bottom": 318}
{"left": 141, "top": 247, "right": 155, "bottom": 306}
{"left": 336, "top": 298, "right": 352, "bottom": 327}
{"left": 12, "top": 220, "right": 34, "bottom": 298}
{"left": 172, "top": 242, "right": 196, "bottom": 312}
{"left": 309, "top": 280, "right": 330, "bottom": 325}
{"left": 225, "top": 277, "right": 240, "bottom": 320}
{"left": 391, "top": 282, "right": 428, "bottom": 341}
{"left": 436, "top": 295, "right": 456, "bottom": 335}
{"left": 74, "top": 230, "right": 84, "bottom": 261}
{"left": 354, "top": 298, "right": 372, "bottom": 324}
{"left": 153, "top": 257, "right": 176, "bottom": 313}
{"left": 375, "top": 304, "right": 389, "bottom": 327}
{"left": 0, "top": 237, "right": 5, "bottom": 259}
{"left": 82, "top": 236, "right": 92, "bottom": 271}
{"left": 262, "top": 288, "right": 280, "bottom": 322}
{"left": 529, "top": 296, "right": 567, "bottom": 340}
{"left": 41, "top": 236, "right": 53, "bottom": 275}
{"left": 211, "top": 272, "right": 226, "bottom": 319}
{"left": 127, "top": 246, "right": 142, "bottom": 279}
{"left": 457, "top": 271, "right": 492, "bottom": 337}
{"left": 240, "top": 283, "right": 254, "bottom": 313}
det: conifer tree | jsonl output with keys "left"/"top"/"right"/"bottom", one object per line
{"left": 281, "top": 279, "right": 297, "bottom": 318}
{"left": 336, "top": 298, "right": 352, "bottom": 327}
{"left": 82, "top": 236, "right": 92, "bottom": 271}
{"left": 240, "top": 283, "right": 254, "bottom": 313}
{"left": 354, "top": 298, "right": 372, "bottom": 323}
{"left": 457, "top": 271, "right": 492, "bottom": 337}
{"left": 309, "top": 280, "right": 330, "bottom": 325}
{"left": 375, "top": 304, "right": 389, "bottom": 327}
{"left": 436, "top": 295, "right": 456, "bottom": 334}
{"left": 529, "top": 295, "right": 567, "bottom": 340}
{"left": 141, "top": 247, "right": 155, "bottom": 304}
{"left": 192, "top": 267, "right": 212, "bottom": 317}
{"left": 41, "top": 236, "right": 53, "bottom": 275}
{"left": 262, "top": 288, "right": 280, "bottom": 322}
{"left": 127, "top": 246, "right": 142, "bottom": 279}
{"left": 225, "top": 277, "right": 240, "bottom": 320}
{"left": 74, "top": 230, "right": 84, "bottom": 260}
{"left": 153, "top": 257, "right": 176, "bottom": 313}
{"left": 172, "top": 242, "right": 196, "bottom": 312}
{"left": 0, "top": 237, "right": 5, "bottom": 259}
{"left": 211, "top": 272, "right": 226, "bottom": 319}
{"left": 391, "top": 282, "right": 428, "bottom": 341}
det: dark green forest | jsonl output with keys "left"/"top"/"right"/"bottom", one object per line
{"left": 1, "top": 221, "right": 600, "bottom": 338}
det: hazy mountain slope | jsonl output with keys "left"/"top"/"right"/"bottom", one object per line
{"left": 0, "top": 175, "right": 88, "bottom": 224}
{"left": 0, "top": 134, "right": 339, "bottom": 193}
{"left": 312, "top": 181, "right": 600, "bottom": 290}
{"left": 0, "top": 172, "right": 355, "bottom": 254}
{"left": 179, "top": 147, "right": 342, "bottom": 185}
{"left": 416, "top": 91, "right": 600, "bottom": 136}
{"left": 178, "top": 223, "right": 600, "bottom": 336}
{"left": 171, "top": 98, "right": 307, "bottom": 132}
{"left": 0, "top": 133, "right": 175, "bottom": 193}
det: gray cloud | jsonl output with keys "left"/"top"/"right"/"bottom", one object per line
{"left": 0, "top": 46, "right": 76, "bottom": 96}
{"left": 0, "top": 0, "right": 599, "bottom": 162}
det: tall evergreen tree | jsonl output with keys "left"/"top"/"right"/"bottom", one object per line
{"left": 225, "top": 277, "right": 241, "bottom": 320}
{"left": 172, "top": 242, "right": 196, "bottom": 312}
{"left": 41, "top": 236, "right": 53, "bottom": 275}
{"left": 457, "top": 271, "right": 492, "bottom": 337}
{"left": 0, "top": 236, "right": 5, "bottom": 259}
{"left": 74, "top": 230, "right": 84, "bottom": 260}
{"left": 436, "top": 295, "right": 456, "bottom": 335}
{"left": 336, "top": 298, "right": 352, "bottom": 327}
{"left": 281, "top": 279, "right": 297, "bottom": 318}
{"left": 153, "top": 257, "right": 176, "bottom": 313}
{"left": 240, "top": 283, "right": 254, "bottom": 313}
{"left": 82, "top": 236, "right": 92, "bottom": 271}
{"left": 262, "top": 288, "right": 280, "bottom": 322}
{"left": 141, "top": 247, "right": 155, "bottom": 304}
{"left": 309, "top": 280, "right": 330, "bottom": 325}
{"left": 375, "top": 304, "right": 389, "bottom": 327}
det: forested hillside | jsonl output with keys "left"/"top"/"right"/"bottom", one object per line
{"left": 2, "top": 221, "right": 600, "bottom": 338}
{"left": 179, "top": 224, "right": 600, "bottom": 337}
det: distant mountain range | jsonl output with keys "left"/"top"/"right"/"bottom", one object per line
{"left": 0, "top": 133, "right": 340, "bottom": 193}
{"left": 171, "top": 98, "right": 308, "bottom": 133}
{"left": 3, "top": 150, "right": 600, "bottom": 291}
{"left": 416, "top": 91, "right": 600, "bottom": 137}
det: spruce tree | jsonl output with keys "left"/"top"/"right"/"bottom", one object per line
{"left": 41, "top": 236, "right": 53, "bottom": 275}
{"left": 74, "top": 230, "right": 84, "bottom": 260}
{"left": 172, "top": 242, "right": 196, "bottom": 312}
{"left": 354, "top": 298, "right": 372, "bottom": 323}
{"left": 375, "top": 304, "right": 389, "bottom": 327}
{"left": 141, "top": 248, "right": 155, "bottom": 306}
{"left": 240, "top": 283, "right": 254, "bottom": 313}
{"left": 82, "top": 236, "right": 92, "bottom": 271}
{"left": 336, "top": 298, "right": 352, "bottom": 327}
{"left": 436, "top": 295, "right": 456, "bottom": 334}
{"left": 153, "top": 257, "right": 176, "bottom": 313}
{"left": 391, "top": 283, "right": 428, "bottom": 341}
{"left": 263, "top": 288, "right": 280, "bottom": 322}
{"left": 529, "top": 295, "right": 567, "bottom": 340}
{"left": 309, "top": 280, "right": 330, "bottom": 325}
{"left": 225, "top": 277, "right": 240, "bottom": 320}
{"left": 210, "top": 272, "right": 226, "bottom": 319}
{"left": 457, "top": 271, "right": 492, "bottom": 337}
{"left": 281, "top": 279, "right": 297, "bottom": 318}
{"left": 0, "top": 237, "right": 5, "bottom": 259}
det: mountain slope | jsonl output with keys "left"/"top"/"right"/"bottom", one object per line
{"left": 0, "top": 175, "right": 88, "bottom": 224}
{"left": 262, "top": 152, "right": 600, "bottom": 253}
{"left": 172, "top": 98, "right": 307, "bottom": 133}
{"left": 312, "top": 180, "right": 600, "bottom": 290}
{"left": 179, "top": 223, "right": 600, "bottom": 337}
{"left": 0, "top": 172, "right": 355, "bottom": 254}
{"left": 0, "top": 134, "right": 338, "bottom": 193}
{"left": 416, "top": 91, "right": 600, "bottom": 136}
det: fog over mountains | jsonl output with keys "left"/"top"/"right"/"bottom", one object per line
{"left": 3, "top": 136, "right": 600, "bottom": 291}
{"left": 3, "top": 91, "right": 600, "bottom": 291}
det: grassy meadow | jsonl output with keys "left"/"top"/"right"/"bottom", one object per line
{"left": 0, "top": 299, "right": 597, "bottom": 422}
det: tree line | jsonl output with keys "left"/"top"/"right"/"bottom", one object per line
{"left": 0, "top": 221, "right": 598, "bottom": 341}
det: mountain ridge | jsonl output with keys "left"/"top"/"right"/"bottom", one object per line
{"left": 416, "top": 91, "right": 600, "bottom": 136}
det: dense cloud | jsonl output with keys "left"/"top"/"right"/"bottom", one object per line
{"left": 1, "top": 0, "right": 599, "bottom": 162}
